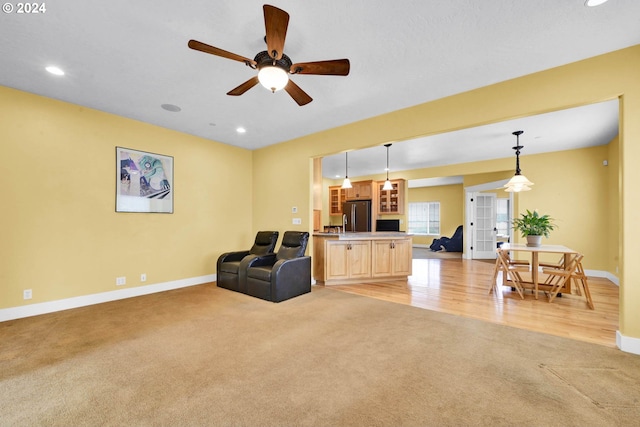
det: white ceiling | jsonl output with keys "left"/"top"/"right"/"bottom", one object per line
{"left": 1, "top": 1, "right": 636, "bottom": 173}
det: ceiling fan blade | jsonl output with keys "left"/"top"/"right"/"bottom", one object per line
{"left": 284, "top": 80, "right": 313, "bottom": 106}
{"left": 290, "top": 59, "right": 350, "bottom": 76}
{"left": 227, "top": 76, "right": 260, "bottom": 96}
{"left": 188, "top": 40, "right": 256, "bottom": 66}
{"left": 264, "top": 5, "right": 289, "bottom": 60}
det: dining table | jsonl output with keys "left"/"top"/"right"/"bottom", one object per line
{"left": 500, "top": 243, "right": 578, "bottom": 299}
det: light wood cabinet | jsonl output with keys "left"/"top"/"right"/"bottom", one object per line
{"left": 371, "top": 239, "right": 413, "bottom": 277}
{"left": 345, "top": 180, "right": 373, "bottom": 200}
{"left": 329, "top": 180, "right": 374, "bottom": 215}
{"left": 313, "top": 234, "right": 412, "bottom": 285}
{"left": 328, "top": 186, "right": 346, "bottom": 216}
{"left": 377, "top": 179, "right": 405, "bottom": 215}
{"left": 324, "top": 240, "right": 371, "bottom": 281}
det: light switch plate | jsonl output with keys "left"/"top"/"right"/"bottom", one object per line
{"left": 292, "top": 218, "right": 302, "bottom": 225}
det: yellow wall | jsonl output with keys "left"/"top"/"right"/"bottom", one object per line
{"left": 408, "top": 185, "right": 463, "bottom": 246}
{"left": 511, "top": 145, "right": 611, "bottom": 269}
{"left": 0, "top": 86, "right": 253, "bottom": 309}
{"left": 253, "top": 45, "right": 640, "bottom": 341}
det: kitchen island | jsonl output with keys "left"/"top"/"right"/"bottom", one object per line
{"left": 313, "top": 232, "right": 412, "bottom": 285}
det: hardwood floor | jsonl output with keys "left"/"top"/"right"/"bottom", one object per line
{"left": 326, "top": 257, "right": 620, "bottom": 348}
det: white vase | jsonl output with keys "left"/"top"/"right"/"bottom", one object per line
{"left": 526, "top": 235, "right": 542, "bottom": 247}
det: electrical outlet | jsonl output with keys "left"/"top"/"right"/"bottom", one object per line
{"left": 140, "top": 273, "right": 147, "bottom": 282}
{"left": 23, "top": 289, "right": 32, "bottom": 300}
{"left": 116, "top": 276, "right": 126, "bottom": 286}
{"left": 292, "top": 218, "right": 302, "bottom": 225}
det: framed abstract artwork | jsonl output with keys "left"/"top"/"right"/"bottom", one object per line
{"left": 116, "top": 147, "right": 173, "bottom": 213}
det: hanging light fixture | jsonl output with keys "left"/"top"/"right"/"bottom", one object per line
{"left": 382, "top": 143, "right": 394, "bottom": 190}
{"left": 256, "top": 51, "right": 290, "bottom": 93}
{"left": 504, "top": 130, "right": 534, "bottom": 192}
{"left": 341, "top": 152, "right": 352, "bottom": 189}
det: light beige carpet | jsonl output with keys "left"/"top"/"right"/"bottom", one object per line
{"left": 1, "top": 284, "right": 639, "bottom": 426}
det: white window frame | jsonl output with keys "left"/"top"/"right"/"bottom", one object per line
{"left": 408, "top": 202, "right": 440, "bottom": 235}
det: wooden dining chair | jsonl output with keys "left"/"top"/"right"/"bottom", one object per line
{"left": 490, "top": 248, "right": 529, "bottom": 299}
{"left": 490, "top": 248, "right": 529, "bottom": 284}
{"left": 572, "top": 257, "right": 594, "bottom": 309}
{"left": 542, "top": 253, "right": 583, "bottom": 304}
{"left": 538, "top": 255, "right": 564, "bottom": 269}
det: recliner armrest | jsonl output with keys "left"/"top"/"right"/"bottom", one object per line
{"left": 218, "top": 250, "right": 250, "bottom": 264}
{"left": 217, "top": 250, "right": 251, "bottom": 274}
{"left": 243, "top": 253, "right": 278, "bottom": 268}
{"left": 271, "top": 256, "right": 312, "bottom": 302}
{"left": 272, "top": 256, "right": 311, "bottom": 275}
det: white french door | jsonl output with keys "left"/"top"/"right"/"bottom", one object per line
{"left": 473, "top": 193, "right": 497, "bottom": 259}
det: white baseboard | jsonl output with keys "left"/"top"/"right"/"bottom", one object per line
{"left": 0, "top": 274, "right": 216, "bottom": 322}
{"left": 617, "top": 331, "right": 640, "bottom": 355}
{"left": 584, "top": 269, "right": 619, "bottom": 286}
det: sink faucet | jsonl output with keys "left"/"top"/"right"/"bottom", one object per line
{"left": 342, "top": 213, "right": 347, "bottom": 233}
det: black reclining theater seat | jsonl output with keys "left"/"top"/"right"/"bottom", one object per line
{"left": 216, "top": 231, "right": 279, "bottom": 292}
{"left": 242, "top": 231, "right": 311, "bottom": 302}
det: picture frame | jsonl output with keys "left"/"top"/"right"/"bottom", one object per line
{"left": 116, "top": 147, "right": 173, "bottom": 213}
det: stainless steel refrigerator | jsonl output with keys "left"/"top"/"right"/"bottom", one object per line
{"left": 343, "top": 200, "right": 372, "bottom": 232}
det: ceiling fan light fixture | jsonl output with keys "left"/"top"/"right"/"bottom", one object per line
{"left": 188, "top": 5, "right": 349, "bottom": 106}
{"left": 258, "top": 65, "right": 289, "bottom": 93}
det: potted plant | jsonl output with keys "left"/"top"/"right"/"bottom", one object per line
{"left": 512, "top": 209, "right": 556, "bottom": 247}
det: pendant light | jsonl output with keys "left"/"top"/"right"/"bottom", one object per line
{"left": 504, "top": 130, "right": 534, "bottom": 192}
{"left": 341, "top": 152, "right": 352, "bottom": 189}
{"left": 382, "top": 143, "right": 393, "bottom": 190}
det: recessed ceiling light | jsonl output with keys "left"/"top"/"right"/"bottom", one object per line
{"left": 45, "top": 66, "right": 64, "bottom": 76}
{"left": 236, "top": 127, "right": 246, "bottom": 134}
{"left": 161, "top": 104, "right": 181, "bottom": 112}
{"left": 585, "top": 0, "right": 609, "bottom": 6}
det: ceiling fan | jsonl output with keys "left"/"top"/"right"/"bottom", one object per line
{"left": 188, "top": 4, "right": 350, "bottom": 106}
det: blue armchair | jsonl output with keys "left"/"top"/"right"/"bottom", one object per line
{"left": 429, "top": 225, "right": 463, "bottom": 252}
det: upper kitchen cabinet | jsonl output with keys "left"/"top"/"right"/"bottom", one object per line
{"left": 328, "top": 185, "right": 346, "bottom": 216}
{"left": 345, "top": 180, "right": 373, "bottom": 201}
{"left": 377, "top": 179, "right": 405, "bottom": 215}
{"left": 329, "top": 180, "right": 373, "bottom": 216}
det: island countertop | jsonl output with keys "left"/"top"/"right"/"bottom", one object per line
{"left": 313, "top": 232, "right": 412, "bottom": 240}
